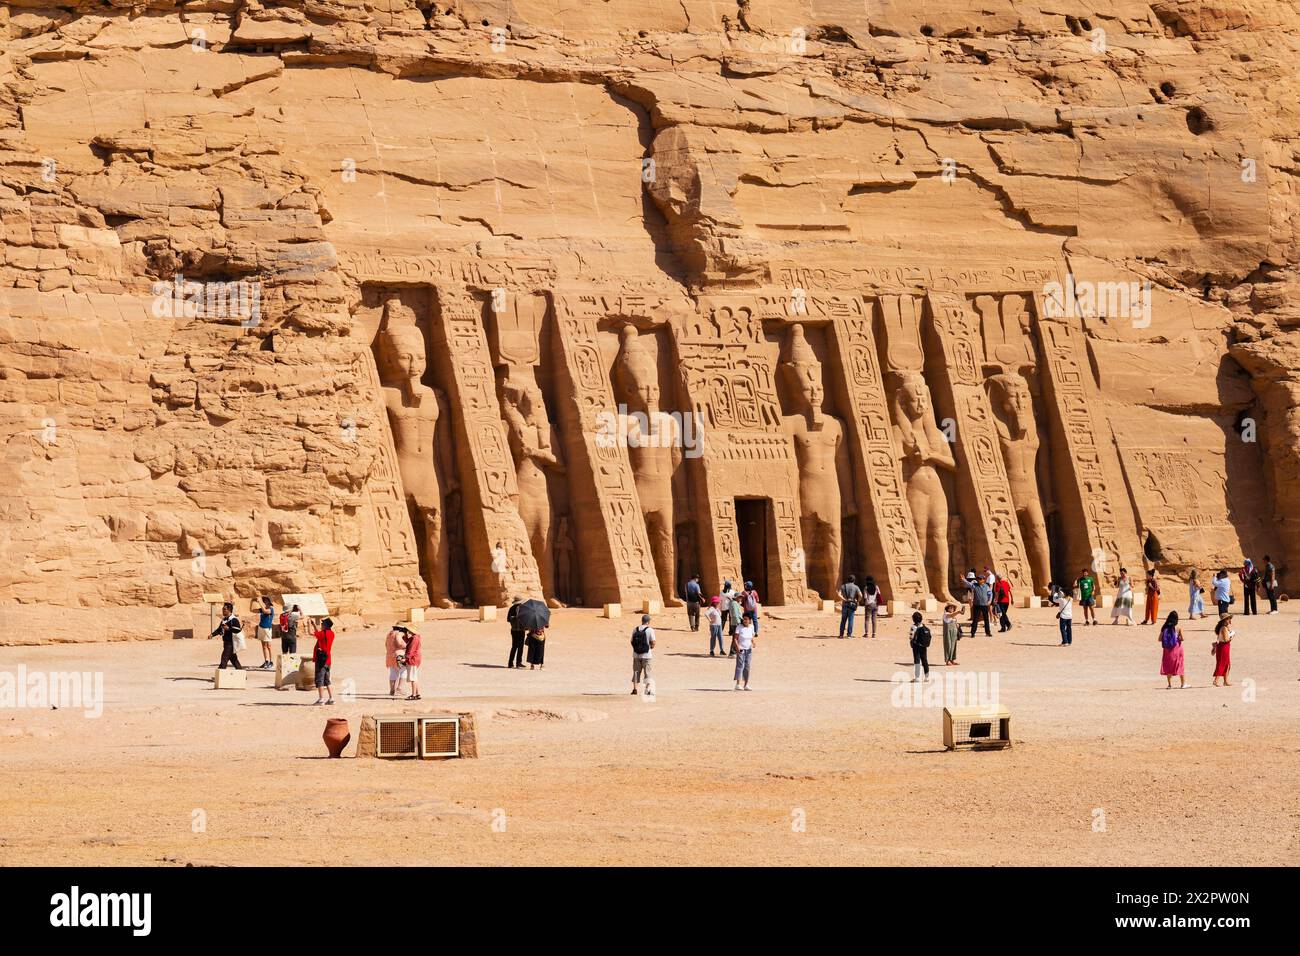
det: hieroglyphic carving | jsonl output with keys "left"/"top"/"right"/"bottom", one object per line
{"left": 827, "top": 309, "right": 928, "bottom": 600}
{"left": 432, "top": 286, "right": 542, "bottom": 602}
{"left": 672, "top": 297, "right": 809, "bottom": 604}
{"left": 927, "top": 292, "right": 1032, "bottom": 592}
{"left": 548, "top": 294, "right": 660, "bottom": 606}
{"left": 351, "top": 348, "right": 426, "bottom": 605}
{"left": 1030, "top": 296, "right": 1143, "bottom": 576}
{"left": 976, "top": 293, "right": 1054, "bottom": 592}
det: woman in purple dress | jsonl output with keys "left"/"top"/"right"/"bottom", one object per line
{"left": 1158, "top": 611, "right": 1185, "bottom": 689}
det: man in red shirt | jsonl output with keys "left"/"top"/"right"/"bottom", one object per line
{"left": 994, "top": 574, "right": 1013, "bottom": 632}
{"left": 312, "top": 617, "right": 336, "bottom": 705}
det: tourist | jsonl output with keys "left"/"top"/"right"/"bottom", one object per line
{"left": 967, "top": 575, "right": 993, "bottom": 638}
{"left": 706, "top": 596, "right": 725, "bottom": 656}
{"left": 1111, "top": 569, "right": 1134, "bottom": 625}
{"left": 386, "top": 625, "right": 408, "bottom": 697}
{"left": 1187, "top": 569, "right": 1205, "bottom": 620}
{"left": 838, "top": 574, "right": 861, "bottom": 638}
{"left": 1054, "top": 583, "right": 1073, "bottom": 646}
{"left": 684, "top": 573, "right": 703, "bottom": 632}
{"left": 1263, "top": 555, "right": 1279, "bottom": 614}
{"left": 1212, "top": 614, "right": 1234, "bottom": 687}
{"left": 1239, "top": 559, "right": 1260, "bottom": 616}
{"left": 1076, "top": 567, "right": 1098, "bottom": 625}
{"left": 630, "top": 613, "right": 655, "bottom": 696}
{"left": 742, "top": 581, "right": 762, "bottom": 635}
{"left": 908, "top": 611, "right": 932, "bottom": 683}
{"left": 861, "top": 575, "right": 881, "bottom": 638}
{"left": 211, "top": 601, "right": 244, "bottom": 670}
{"left": 402, "top": 628, "right": 422, "bottom": 700}
{"left": 983, "top": 565, "right": 996, "bottom": 588}
{"left": 1158, "top": 611, "right": 1185, "bottom": 689}
{"left": 525, "top": 626, "right": 546, "bottom": 670}
{"left": 1142, "top": 569, "right": 1161, "bottom": 625}
{"left": 732, "top": 612, "right": 756, "bottom": 691}
{"left": 312, "top": 617, "right": 335, "bottom": 705}
{"left": 993, "top": 573, "right": 1013, "bottom": 632}
{"left": 1212, "top": 570, "right": 1233, "bottom": 616}
{"left": 284, "top": 603, "right": 302, "bottom": 654}
{"left": 721, "top": 579, "right": 738, "bottom": 639}
{"left": 725, "top": 585, "right": 742, "bottom": 649}
{"left": 254, "top": 597, "right": 276, "bottom": 669}
{"left": 506, "top": 595, "right": 526, "bottom": 669}
{"left": 941, "top": 603, "right": 960, "bottom": 665}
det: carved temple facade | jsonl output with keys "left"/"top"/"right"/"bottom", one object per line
{"left": 345, "top": 251, "right": 1193, "bottom": 610}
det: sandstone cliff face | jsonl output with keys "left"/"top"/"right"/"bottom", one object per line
{"left": 1, "top": 1, "right": 1297, "bottom": 642}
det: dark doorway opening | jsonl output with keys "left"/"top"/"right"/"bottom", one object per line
{"left": 735, "top": 498, "right": 771, "bottom": 599}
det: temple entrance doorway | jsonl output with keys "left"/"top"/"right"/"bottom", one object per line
{"left": 735, "top": 497, "right": 771, "bottom": 599}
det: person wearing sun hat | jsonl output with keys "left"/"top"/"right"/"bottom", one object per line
{"left": 706, "top": 595, "right": 724, "bottom": 656}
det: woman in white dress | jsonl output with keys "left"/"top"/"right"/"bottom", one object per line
{"left": 1187, "top": 569, "right": 1205, "bottom": 620}
{"left": 1111, "top": 568, "right": 1135, "bottom": 625}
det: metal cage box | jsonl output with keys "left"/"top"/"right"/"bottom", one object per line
{"left": 943, "top": 705, "right": 1012, "bottom": 751}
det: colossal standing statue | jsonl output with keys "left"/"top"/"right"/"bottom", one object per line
{"left": 611, "top": 323, "right": 680, "bottom": 605}
{"left": 987, "top": 372, "right": 1052, "bottom": 593}
{"left": 779, "top": 324, "right": 854, "bottom": 599}
{"left": 377, "top": 296, "right": 458, "bottom": 607}
{"left": 892, "top": 372, "right": 956, "bottom": 601}
{"left": 501, "top": 365, "right": 564, "bottom": 607}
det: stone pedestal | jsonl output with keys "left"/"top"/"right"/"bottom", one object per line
{"left": 641, "top": 599, "right": 662, "bottom": 615}
{"left": 275, "top": 653, "right": 301, "bottom": 689}
{"left": 213, "top": 667, "right": 246, "bottom": 689}
{"left": 603, "top": 603, "right": 622, "bottom": 619}
{"left": 818, "top": 599, "right": 834, "bottom": 613}
{"left": 478, "top": 605, "right": 497, "bottom": 622}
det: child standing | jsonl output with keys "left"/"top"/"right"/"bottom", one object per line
{"left": 706, "top": 597, "right": 724, "bottom": 656}
{"left": 404, "top": 628, "right": 423, "bottom": 701}
{"left": 909, "top": 611, "right": 932, "bottom": 683}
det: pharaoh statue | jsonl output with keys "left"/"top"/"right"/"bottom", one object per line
{"left": 501, "top": 364, "right": 565, "bottom": 607}
{"left": 377, "top": 296, "right": 458, "bottom": 608}
{"left": 554, "top": 514, "right": 576, "bottom": 606}
{"left": 892, "top": 371, "right": 956, "bottom": 601}
{"left": 778, "top": 324, "right": 854, "bottom": 599}
{"left": 611, "top": 323, "right": 680, "bottom": 606}
{"left": 987, "top": 372, "right": 1052, "bottom": 593}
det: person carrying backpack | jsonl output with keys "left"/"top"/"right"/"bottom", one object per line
{"left": 908, "top": 611, "right": 932, "bottom": 683}
{"left": 1158, "top": 611, "right": 1185, "bottom": 689}
{"left": 742, "top": 581, "right": 761, "bottom": 635}
{"left": 630, "top": 614, "right": 656, "bottom": 696}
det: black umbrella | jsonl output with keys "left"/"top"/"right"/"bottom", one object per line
{"left": 514, "top": 599, "right": 551, "bottom": 631}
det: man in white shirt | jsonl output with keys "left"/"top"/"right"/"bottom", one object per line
{"left": 1054, "top": 585, "right": 1074, "bottom": 646}
{"left": 631, "top": 614, "right": 655, "bottom": 696}
{"left": 733, "top": 613, "right": 756, "bottom": 691}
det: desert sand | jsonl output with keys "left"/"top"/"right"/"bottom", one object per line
{"left": 1, "top": 603, "right": 1296, "bottom": 867}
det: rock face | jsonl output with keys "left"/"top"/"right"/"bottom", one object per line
{"left": 1, "top": 2, "right": 1297, "bottom": 642}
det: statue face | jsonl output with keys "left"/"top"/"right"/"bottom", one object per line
{"left": 381, "top": 329, "right": 427, "bottom": 383}
{"left": 637, "top": 379, "right": 660, "bottom": 413}
{"left": 396, "top": 345, "right": 425, "bottom": 381}
{"left": 793, "top": 365, "right": 823, "bottom": 412}
{"left": 901, "top": 379, "right": 928, "bottom": 418}
{"left": 995, "top": 377, "right": 1031, "bottom": 430}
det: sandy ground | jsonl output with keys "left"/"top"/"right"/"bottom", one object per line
{"left": 0, "top": 603, "right": 1296, "bottom": 866}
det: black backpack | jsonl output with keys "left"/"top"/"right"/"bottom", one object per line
{"left": 912, "top": 624, "right": 932, "bottom": 648}
{"left": 631, "top": 626, "right": 650, "bottom": 655}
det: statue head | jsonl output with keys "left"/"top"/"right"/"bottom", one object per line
{"left": 781, "top": 324, "right": 824, "bottom": 422}
{"left": 988, "top": 372, "right": 1031, "bottom": 436}
{"left": 503, "top": 365, "right": 545, "bottom": 419}
{"left": 616, "top": 323, "right": 660, "bottom": 415}
{"left": 379, "top": 300, "right": 427, "bottom": 386}
{"left": 897, "top": 372, "right": 929, "bottom": 419}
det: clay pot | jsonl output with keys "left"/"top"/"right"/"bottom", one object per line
{"left": 323, "top": 718, "right": 350, "bottom": 758}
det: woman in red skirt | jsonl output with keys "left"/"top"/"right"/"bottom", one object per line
{"left": 1212, "top": 614, "right": 1234, "bottom": 687}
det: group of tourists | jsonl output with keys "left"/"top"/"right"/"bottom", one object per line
{"left": 505, "top": 596, "right": 548, "bottom": 669}
{"left": 1155, "top": 611, "right": 1236, "bottom": 689}
{"left": 210, "top": 597, "right": 335, "bottom": 703}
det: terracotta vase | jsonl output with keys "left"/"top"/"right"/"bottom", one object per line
{"left": 323, "top": 718, "right": 350, "bottom": 758}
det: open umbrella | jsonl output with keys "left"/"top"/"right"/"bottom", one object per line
{"left": 514, "top": 598, "right": 551, "bottom": 632}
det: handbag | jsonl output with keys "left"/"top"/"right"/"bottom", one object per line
{"left": 232, "top": 629, "right": 246, "bottom": 651}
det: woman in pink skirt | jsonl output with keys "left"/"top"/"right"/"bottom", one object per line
{"left": 1211, "top": 614, "right": 1233, "bottom": 687}
{"left": 1158, "top": 611, "right": 1185, "bottom": 689}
